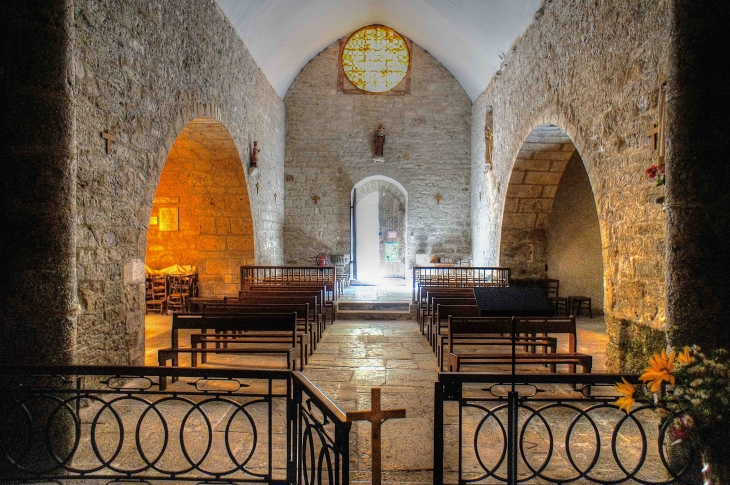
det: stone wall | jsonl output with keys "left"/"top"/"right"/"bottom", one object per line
{"left": 546, "top": 151, "right": 604, "bottom": 312}
{"left": 146, "top": 119, "right": 254, "bottom": 297}
{"left": 73, "top": 0, "right": 285, "bottom": 365}
{"left": 471, "top": 0, "right": 672, "bottom": 372}
{"left": 284, "top": 39, "right": 472, "bottom": 272}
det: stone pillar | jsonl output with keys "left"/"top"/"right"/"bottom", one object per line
{"left": 1, "top": 0, "right": 77, "bottom": 365}
{"left": 665, "top": 1, "right": 730, "bottom": 350}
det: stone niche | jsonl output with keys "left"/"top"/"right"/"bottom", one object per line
{"left": 146, "top": 118, "right": 254, "bottom": 297}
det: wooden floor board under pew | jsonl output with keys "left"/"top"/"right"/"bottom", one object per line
{"left": 202, "top": 302, "right": 315, "bottom": 358}
{"left": 418, "top": 286, "right": 475, "bottom": 335}
{"left": 158, "top": 312, "right": 299, "bottom": 390}
{"left": 235, "top": 293, "right": 324, "bottom": 336}
{"left": 434, "top": 305, "right": 558, "bottom": 370}
{"left": 446, "top": 316, "right": 591, "bottom": 382}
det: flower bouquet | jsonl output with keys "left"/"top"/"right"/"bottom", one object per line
{"left": 614, "top": 346, "right": 730, "bottom": 483}
{"left": 645, "top": 163, "right": 666, "bottom": 186}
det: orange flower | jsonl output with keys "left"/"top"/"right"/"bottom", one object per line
{"left": 677, "top": 346, "right": 691, "bottom": 366}
{"left": 614, "top": 377, "right": 636, "bottom": 413}
{"left": 639, "top": 349, "right": 676, "bottom": 392}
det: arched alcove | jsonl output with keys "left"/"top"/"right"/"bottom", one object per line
{"left": 499, "top": 124, "right": 604, "bottom": 312}
{"left": 351, "top": 176, "right": 408, "bottom": 282}
{"left": 146, "top": 117, "right": 254, "bottom": 297}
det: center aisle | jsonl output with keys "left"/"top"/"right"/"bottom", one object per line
{"left": 303, "top": 319, "right": 437, "bottom": 484}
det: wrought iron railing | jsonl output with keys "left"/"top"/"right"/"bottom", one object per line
{"left": 292, "top": 372, "right": 351, "bottom": 485}
{"left": 0, "top": 366, "right": 352, "bottom": 485}
{"left": 434, "top": 373, "right": 701, "bottom": 485}
{"left": 412, "top": 266, "right": 511, "bottom": 302}
{"left": 240, "top": 266, "right": 336, "bottom": 291}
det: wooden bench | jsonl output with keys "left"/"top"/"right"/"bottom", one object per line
{"left": 202, "top": 302, "right": 315, "bottom": 357}
{"left": 446, "top": 316, "right": 591, "bottom": 376}
{"left": 418, "top": 287, "right": 475, "bottom": 334}
{"left": 434, "top": 305, "right": 557, "bottom": 370}
{"left": 159, "top": 313, "right": 298, "bottom": 390}
{"left": 239, "top": 287, "right": 330, "bottom": 326}
{"left": 428, "top": 297, "right": 478, "bottom": 348}
{"left": 234, "top": 293, "right": 323, "bottom": 336}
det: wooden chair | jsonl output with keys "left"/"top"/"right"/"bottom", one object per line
{"left": 546, "top": 279, "right": 568, "bottom": 315}
{"left": 569, "top": 296, "right": 592, "bottom": 318}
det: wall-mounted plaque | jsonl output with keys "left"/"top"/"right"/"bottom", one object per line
{"left": 159, "top": 207, "right": 179, "bottom": 231}
{"left": 384, "top": 242, "right": 399, "bottom": 262}
{"left": 150, "top": 216, "right": 158, "bottom": 226}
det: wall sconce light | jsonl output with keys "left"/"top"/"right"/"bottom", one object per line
{"left": 434, "top": 194, "right": 443, "bottom": 204}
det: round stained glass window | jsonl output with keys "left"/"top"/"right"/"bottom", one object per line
{"left": 342, "top": 25, "right": 410, "bottom": 93}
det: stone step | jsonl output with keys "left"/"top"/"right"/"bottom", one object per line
{"left": 335, "top": 309, "right": 415, "bottom": 321}
{"left": 338, "top": 301, "right": 411, "bottom": 312}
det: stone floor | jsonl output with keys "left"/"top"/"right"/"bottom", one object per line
{"left": 144, "top": 284, "right": 610, "bottom": 484}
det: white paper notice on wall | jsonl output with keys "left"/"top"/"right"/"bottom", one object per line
{"left": 415, "top": 253, "right": 429, "bottom": 265}
{"left": 124, "top": 259, "right": 146, "bottom": 284}
{"left": 386, "top": 230, "right": 398, "bottom": 239}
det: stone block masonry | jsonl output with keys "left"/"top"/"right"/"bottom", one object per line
{"left": 471, "top": 0, "right": 671, "bottom": 372}
{"left": 284, "top": 40, "right": 472, "bottom": 270}
{"left": 72, "top": 0, "right": 285, "bottom": 365}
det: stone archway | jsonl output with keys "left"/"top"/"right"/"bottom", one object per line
{"left": 146, "top": 117, "right": 254, "bottom": 297}
{"left": 351, "top": 176, "right": 408, "bottom": 281}
{"left": 499, "top": 124, "right": 604, "bottom": 311}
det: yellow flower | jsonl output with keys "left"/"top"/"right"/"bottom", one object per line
{"left": 677, "top": 346, "right": 691, "bottom": 366}
{"left": 639, "top": 349, "right": 676, "bottom": 392}
{"left": 614, "top": 377, "right": 636, "bottom": 413}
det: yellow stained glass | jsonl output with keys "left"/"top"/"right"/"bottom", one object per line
{"left": 342, "top": 25, "right": 409, "bottom": 93}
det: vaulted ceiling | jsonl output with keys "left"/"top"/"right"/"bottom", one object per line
{"left": 216, "top": 0, "right": 542, "bottom": 101}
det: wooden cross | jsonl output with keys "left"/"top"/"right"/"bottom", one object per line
{"left": 101, "top": 131, "right": 117, "bottom": 154}
{"left": 312, "top": 195, "right": 320, "bottom": 204}
{"left": 645, "top": 83, "right": 667, "bottom": 165}
{"left": 646, "top": 124, "right": 660, "bottom": 150}
{"left": 434, "top": 194, "right": 443, "bottom": 204}
{"left": 346, "top": 388, "right": 406, "bottom": 485}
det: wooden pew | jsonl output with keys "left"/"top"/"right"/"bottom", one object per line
{"left": 434, "top": 305, "right": 557, "bottom": 370}
{"left": 235, "top": 293, "right": 324, "bottom": 335}
{"left": 158, "top": 313, "right": 298, "bottom": 389}
{"left": 202, "top": 302, "right": 314, "bottom": 359}
{"left": 418, "top": 287, "right": 475, "bottom": 334}
{"left": 446, "top": 316, "right": 591, "bottom": 375}
{"left": 240, "top": 286, "right": 331, "bottom": 325}
{"left": 428, "top": 297, "right": 478, "bottom": 348}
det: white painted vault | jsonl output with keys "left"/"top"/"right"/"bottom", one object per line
{"left": 216, "top": 0, "right": 542, "bottom": 100}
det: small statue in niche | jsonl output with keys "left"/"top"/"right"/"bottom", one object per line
{"left": 251, "top": 141, "right": 260, "bottom": 167}
{"left": 374, "top": 124, "right": 385, "bottom": 158}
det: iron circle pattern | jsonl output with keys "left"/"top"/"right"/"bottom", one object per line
{"left": 177, "top": 397, "right": 215, "bottom": 475}
{"left": 221, "top": 397, "right": 263, "bottom": 477}
{"left": 470, "top": 402, "right": 508, "bottom": 482}
{"left": 517, "top": 402, "right": 555, "bottom": 480}
{"left": 1, "top": 394, "right": 81, "bottom": 475}
{"left": 88, "top": 395, "right": 128, "bottom": 474}
{"left": 300, "top": 402, "right": 336, "bottom": 485}
{"left": 562, "top": 403, "right": 602, "bottom": 482}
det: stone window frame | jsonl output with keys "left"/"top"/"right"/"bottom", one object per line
{"left": 337, "top": 26, "right": 412, "bottom": 96}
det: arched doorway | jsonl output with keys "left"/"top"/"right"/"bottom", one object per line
{"left": 145, "top": 117, "right": 253, "bottom": 299}
{"left": 351, "top": 176, "right": 407, "bottom": 283}
{"left": 499, "top": 123, "right": 604, "bottom": 312}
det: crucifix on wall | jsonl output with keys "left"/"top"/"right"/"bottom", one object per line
{"left": 645, "top": 83, "right": 666, "bottom": 166}
{"left": 101, "top": 131, "right": 117, "bottom": 154}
